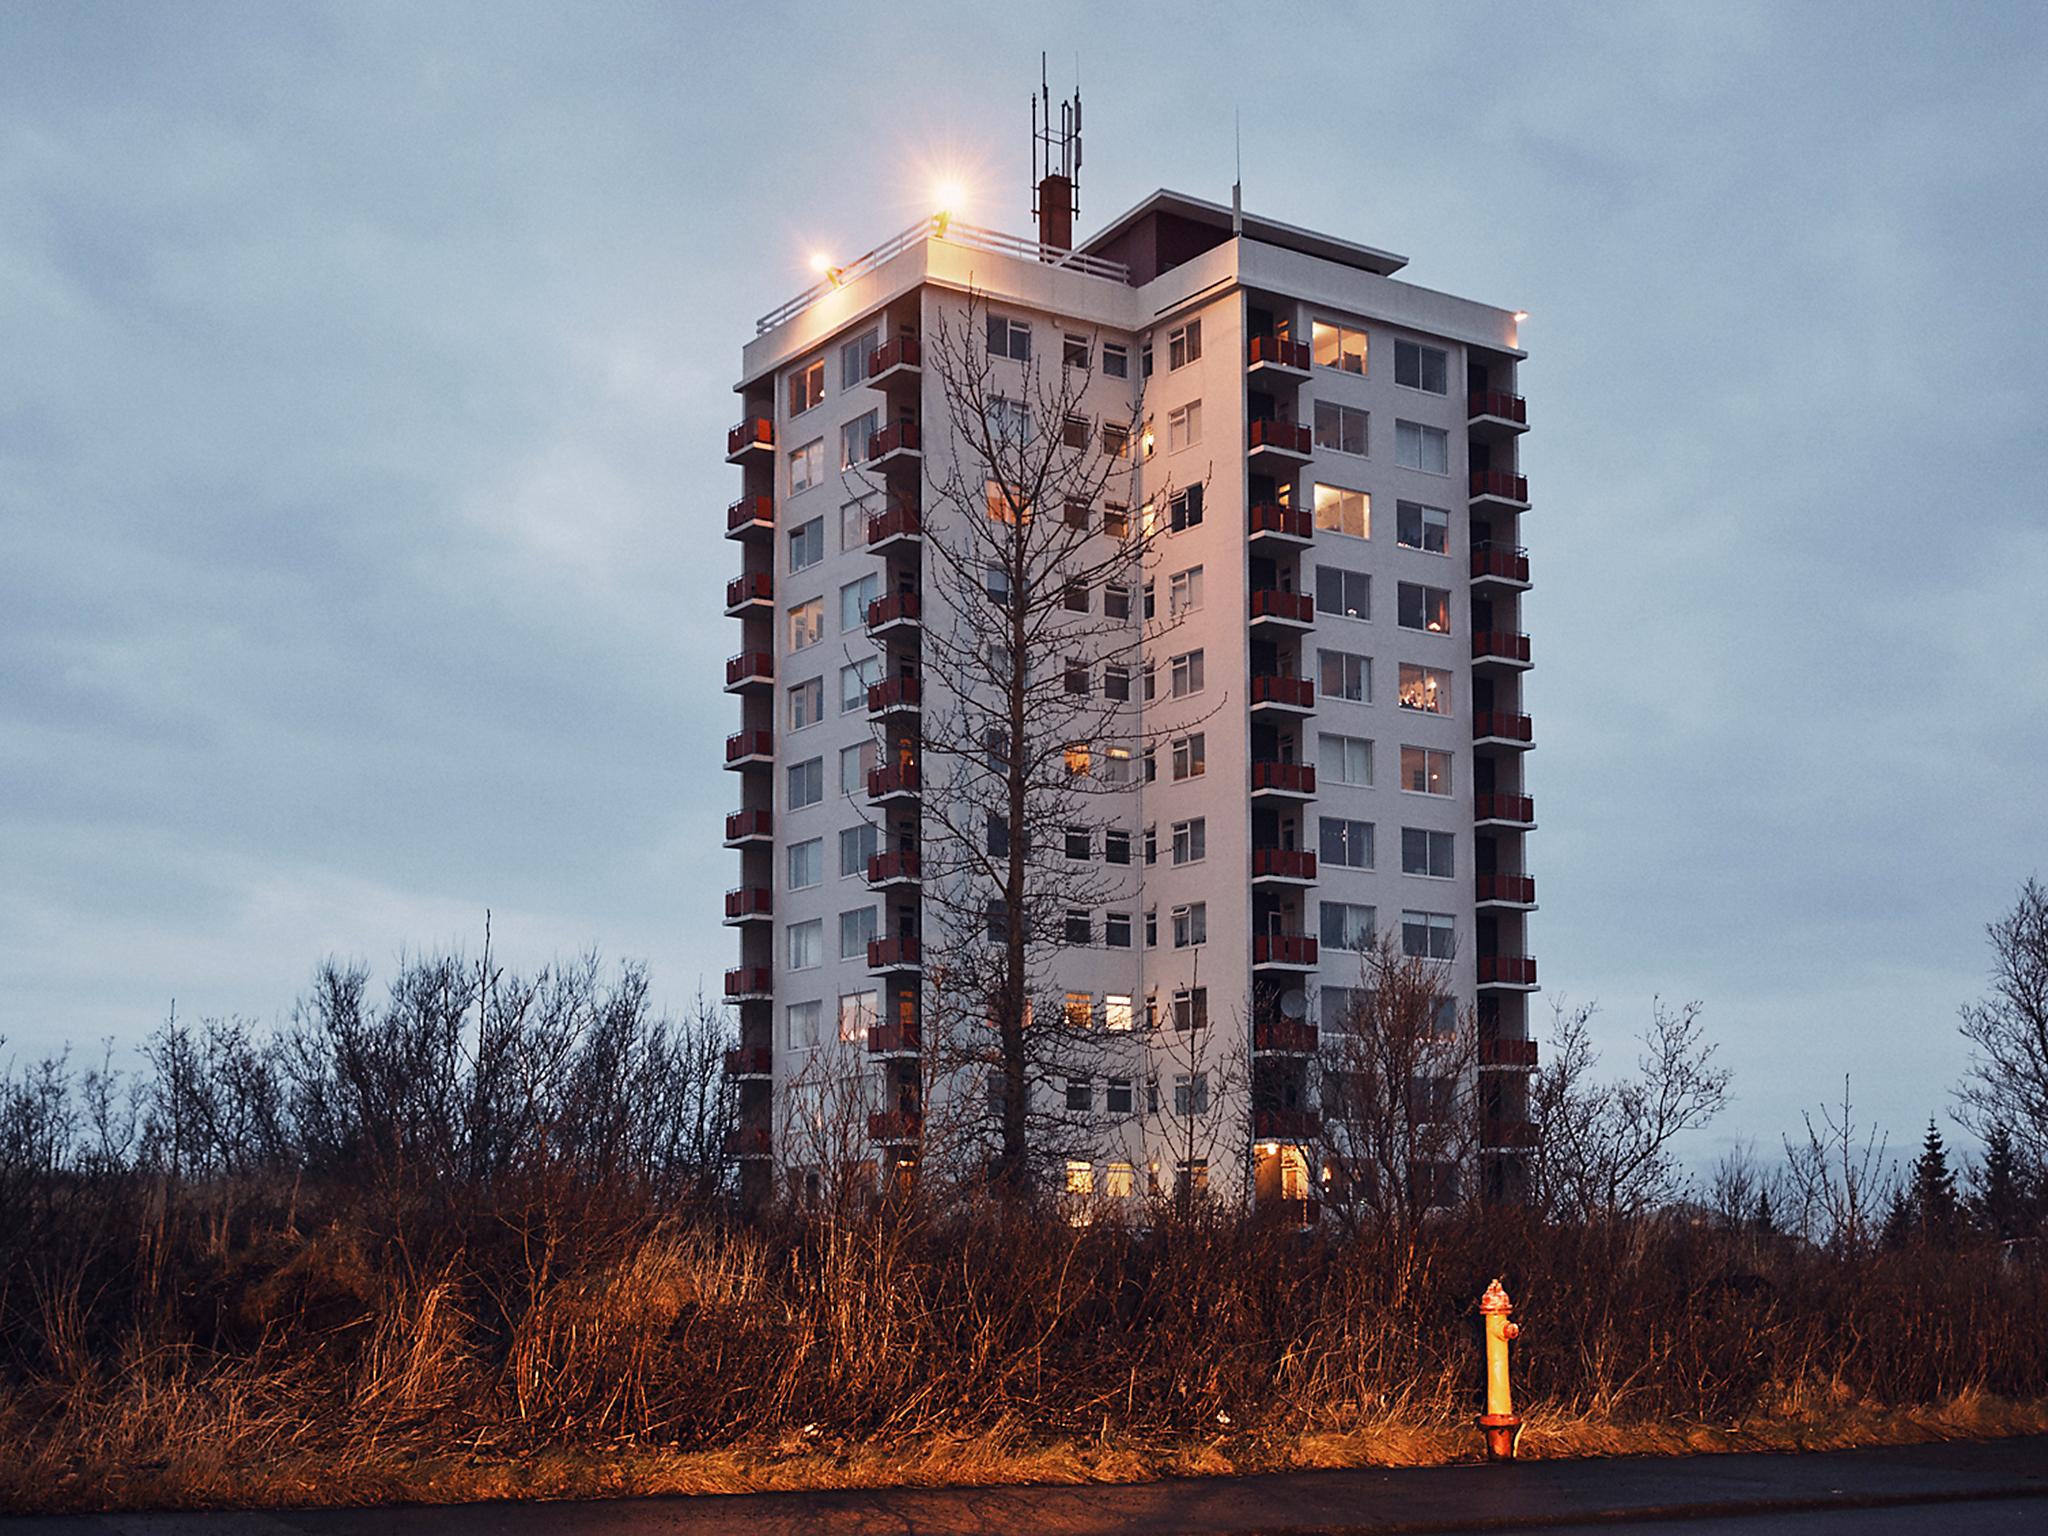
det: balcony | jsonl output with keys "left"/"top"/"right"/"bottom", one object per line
{"left": 723, "top": 885, "right": 772, "bottom": 925}
{"left": 724, "top": 650, "right": 774, "bottom": 692}
{"left": 1469, "top": 469, "right": 1530, "bottom": 508}
{"left": 724, "top": 807, "right": 773, "bottom": 846}
{"left": 1473, "top": 792, "right": 1535, "bottom": 828}
{"left": 1252, "top": 1108, "right": 1322, "bottom": 1141}
{"left": 867, "top": 934, "right": 923, "bottom": 973}
{"left": 1467, "top": 391, "right": 1529, "bottom": 433}
{"left": 864, "top": 419, "right": 923, "bottom": 467}
{"left": 1471, "top": 631, "right": 1533, "bottom": 670}
{"left": 1250, "top": 761, "right": 1316, "bottom": 800}
{"left": 1248, "top": 588, "right": 1314, "bottom": 629}
{"left": 1478, "top": 954, "right": 1540, "bottom": 990}
{"left": 868, "top": 1109, "right": 923, "bottom": 1144}
{"left": 725, "top": 570, "right": 773, "bottom": 614}
{"left": 725, "top": 495, "right": 774, "bottom": 540}
{"left": 1247, "top": 418, "right": 1313, "bottom": 462}
{"left": 1473, "top": 712, "right": 1534, "bottom": 749}
{"left": 866, "top": 849, "right": 922, "bottom": 887}
{"left": 1268, "top": 1196, "right": 1323, "bottom": 1227}
{"left": 725, "top": 416, "right": 774, "bottom": 463}
{"left": 1250, "top": 674, "right": 1315, "bottom": 715}
{"left": 866, "top": 674, "right": 922, "bottom": 717}
{"left": 866, "top": 589, "right": 922, "bottom": 634}
{"left": 1252, "top": 932, "right": 1319, "bottom": 970}
{"left": 866, "top": 502, "right": 923, "bottom": 554}
{"left": 867, "top": 1020, "right": 921, "bottom": 1057}
{"left": 1252, "top": 1018, "right": 1319, "bottom": 1055}
{"left": 1246, "top": 335, "right": 1312, "bottom": 377}
{"left": 724, "top": 1124, "right": 772, "bottom": 1159}
{"left": 1470, "top": 543, "right": 1531, "bottom": 590}
{"left": 723, "top": 965, "right": 772, "bottom": 1000}
{"left": 867, "top": 334, "right": 922, "bottom": 386}
{"left": 723, "top": 1046, "right": 773, "bottom": 1079}
{"left": 1248, "top": 503, "right": 1313, "bottom": 545}
{"left": 1480, "top": 1037, "right": 1540, "bottom": 1071}
{"left": 724, "top": 729, "right": 774, "bottom": 768}
{"left": 867, "top": 760, "right": 921, "bottom": 803}
{"left": 1252, "top": 847, "right": 1317, "bottom": 884}
{"left": 1476, "top": 873, "right": 1537, "bottom": 909}
{"left": 1481, "top": 1118, "right": 1539, "bottom": 1151}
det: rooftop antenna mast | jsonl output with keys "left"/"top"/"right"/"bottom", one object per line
{"left": 1232, "top": 108, "right": 1243, "bottom": 235}
{"left": 1031, "top": 51, "right": 1082, "bottom": 256}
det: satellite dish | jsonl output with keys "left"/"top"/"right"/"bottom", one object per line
{"left": 1278, "top": 989, "right": 1308, "bottom": 1020}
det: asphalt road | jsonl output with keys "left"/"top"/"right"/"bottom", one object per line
{"left": 8, "top": 1435, "right": 2045, "bottom": 1535}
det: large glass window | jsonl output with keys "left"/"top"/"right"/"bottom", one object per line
{"left": 1397, "top": 664, "right": 1451, "bottom": 714}
{"left": 1319, "top": 732, "right": 1373, "bottom": 786}
{"left": 788, "top": 516, "right": 824, "bottom": 572}
{"left": 788, "top": 598, "right": 823, "bottom": 651}
{"left": 838, "top": 906, "right": 878, "bottom": 960}
{"left": 840, "top": 573, "right": 880, "bottom": 633}
{"left": 1313, "top": 482, "right": 1370, "bottom": 539}
{"left": 788, "top": 438, "right": 823, "bottom": 493}
{"left": 838, "top": 823, "right": 878, "bottom": 877}
{"left": 1167, "top": 319, "right": 1202, "bottom": 369}
{"left": 1318, "top": 649, "right": 1371, "bottom": 703}
{"left": 1398, "top": 582, "right": 1452, "bottom": 634}
{"left": 840, "top": 410, "right": 878, "bottom": 469}
{"left": 787, "top": 358, "right": 824, "bottom": 416}
{"left": 788, "top": 837, "right": 823, "bottom": 889}
{"left": 839, "top": 329, "right": 878, "bottom": 390}
{"left": 787, "top": 677, "right": 823, "bottom": 730}
{"left": 1395, "top": 420, "right": 1449, "bottom": 474}
{"left": 1320, "top": 817, "right": 1375, "bottom": 869}
{"left": 1314, "top": 400, "right": 1369, "bottom": 455}
{"left": 1316, "top": 566, "right": 1370, "bottom": 620}
{"left": 1401, "top": 745, "right": 1453, "bottom": 795}
{"left": 787, "top": 919, "right": 822, "bottom": 969}
{"left": 787, "top": 757, "right": 823, "bottom": 809}
{"left": 1320, "top": 901, "right": 1377, "bottom": 952}
{"left": 1396, "top": 500, "right": 1450, "bottom": 554}
{"left": 1394, "top": 339, "right": 1449, "bottom": 394}
{"left": 1401, "top": 827, "right": 1455, "bottom": 879}
{"left": 838, "top": 990, "right": 877, "bottom": 1041}
{"left": 987, "top": 313, "right": 1032, "bottom": 361}
{"left": 1312, "top": 320, "right": 1367, "bottom": 374}
{"left": 841, "top": 656, "right": 879, "bottom": 713}
{"left": 1402, "top": 910, "right": 1456, "bottom": 960}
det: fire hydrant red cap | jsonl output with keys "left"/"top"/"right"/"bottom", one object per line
{"left": 1479, "top": 1278, "right": 1514, "bottom": 1314}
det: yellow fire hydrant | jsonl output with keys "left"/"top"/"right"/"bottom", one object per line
{"left": 1477, "top": 1277, "right": 1523, "bottom": 1461}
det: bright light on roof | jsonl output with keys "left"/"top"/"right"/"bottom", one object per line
{"left": 933, "top": 178, "right": 965, "bottom": 216}
{"left": 809, "top": 252, "right": 833, "bottom": 275}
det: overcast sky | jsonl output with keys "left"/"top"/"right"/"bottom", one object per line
{"left": 3, "top": 1, "right": 2044, "bottom": 1171}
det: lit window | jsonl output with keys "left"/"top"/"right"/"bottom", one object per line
{"left": 1395, "top": 420, "right": 1450, "bottom": 474}
{"left": 1313, "top": 482, "right": 1370, "bottom": 539}
{"left": 838, "top": 990, "right": 877, "bottom": 1042}
{"left": 1394, "top": 339, "right": 1449, "bottom": 395}
{"left": 1396, "top": 500, "right": 1450, "bottom": 554}
{"left": 1401, "top": 745, "right": 1453, "bottom": 795}
{"left": 787, "top": 358, "right": 824, "bottom": 416}
{"left": 1171, "top": 733, "right": 1206, "bottom": 781}
{"left": 1312, "top": 320, "right": 1367, "bottom": 374}
{"left": 1102, "top": 745, "right": 1132, "bottom": 782}
{"left": 1316, "top": 566, "right": 1370, "bottom": 620}
{"left": 1065, "top": 991, "right": 1094, "bottom": 1030}
{"left": 1398, "top": 582, "right": 1452, "bottom": 634}
{"left": 1101, "top": 422, "right": 1131, "bottom": 458}
{"left": 1065, "top": 1157, "right": 1095, "bottom": 1191}
{"left": 1064, "top": 742, "right": 1092, "bottom": 776}
{"left": 788, "top": 598, "right": 823, "bottom": 651}
{"left": 1105, "top": 994, "right": 1134, "bottom": 1031}
{"left": 1314, "top": 400, "right": 1369, "bottom": 455}
{"left": 1397, "top": 664, "right": 1451, "bottom": 715}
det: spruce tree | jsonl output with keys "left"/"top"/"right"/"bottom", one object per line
{"left": 1909, "top": 1118, "right": 1961, "bottom": 1248}
{"left": 1972, "top": 1122, "right": 2030, "bottom": 1242}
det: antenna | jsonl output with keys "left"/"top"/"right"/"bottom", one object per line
{"left": 1031, "top": 51, "right": 1082, "bottom": 254}
{"left": 1232, "top": 107, "right": 1243, "bottom": 236}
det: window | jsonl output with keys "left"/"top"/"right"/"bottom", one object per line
{"left": 1402, "top": 827, "right": 1456, "bottom": 879}
{"left": 1063, "top": 332, "right": 1089, "bottom": 368}
{"left": 1395, "top": 420, "right": 1450, "bottom": 474}
{"left": 787, "top": 677, "right": 823, "bottom": 731}
{"left": 788, "top": 516, "right": 824, "bottom": 572}
{"left": 841, "top": 656, "right": 880, "bottom": 713}
{"left": 1171, "top": 733, "right": 1206, "bottom": 781}
{"left": 1173, "top": 1072, "right": 1210, "bottom": 1116}
{"left": 985, "top": 811, "right": 1010, "bottom": 857}
{"left": 1063, "top": 826, "right": 1092, "bottom": 861}
{"left": 1106, "top": 1081, "right": 1134, "bottom": 1117}
{"left": 1064, "top": 742, "right": 1092, "bottom": 777}
{"left": 1143, "top": 579, "right": 1156, "bottom": 620}
{"left": 1103, "top": 664, "right": 1131, "bottom": 702}
{"left": 839, "top": 990, "right": 876, "bottom": 1042}
{"left": 839, "top": 906, "right": 878, "bottom": 960}
{"left": 1398, "top": 582, "right": 1453, "bottom": 634}
{"left": 1105, "top": 913, "right": 1132, "bottom": 949}
{"left": 1099, "top": 995, "right": 1134, "bottom": 1034}
{"left": 1314, "top": 400, "right": 1369, "bottom": 455}
{"left": 1401, "top": 745, "right": 1454, "bottom": 795}
{"left": 839, "top": 823, "right": 878, "bottom": 877}
{"left": 1062, "top": 580, "right": 1091, "bottom": 614}
{"left": 787, "top": 757, "right": 823, "bottom": 809}
{"left": 788, "top": 837, "right": 823, "bottom": 889}
{"left": 840, "top": 329, "right": 878, "bottom": 390}
{"left": 1320, "top": 817, "right": 1375, "bottom": 870}
{"left": 1172, "top": 902, "right": 1208, "bottom": 947}
{"left": 1167, "top": 319, "right": 1201, "bottom": 369}
{"left": 789, "top": 438, "right": 823, "bottom": 493}
{"left": 984, "top": 562, "right": 1012, "bottom": 605}
{"left": 1103, "top": 504, "right": 1131, "bottom": 539}
{"left": 1318, "top": 649, "right": 1371, "bottom": 703}
{"left": 988, "top": 397, "right": 1030, "bottom": 445}
{"left": 1144, "top": 825, "right": 1158, "bottom": 864}
{"left": 1101, "top": 422, "right": 1131, "bottom": 458}
{"left": 1402, "top": 909, "right": 1456, "bottom": 960}
{"left": 1167, "top": 400, "right": 1202, "bottom": 451}
{"left": 1398, "top": 664, "right": 1451, "bottom": 714}
{"left": 1169, "top": 649, "right": 1205, "bottom": 697}
{"left": 787, "top": 999, "right": 822, "bottom": 1048}
{"left": 1171, "top": 818, "right": 1207, "bottom": 865}
{"left": 1168, "top": 482, "right": 1204, "bottom": 529}
{"left": 1312, "top": 319, "right": 1367, "bottom": 374}
{"left": 1319, "top": 732, "right": 1373, "bottom": 786}
{"left": 1396, "top": 500, "right": 1450, "bottom": 554}
{"left": 1316, "top": 565, "right": 1370, "bottom": 620}
{"left": 987, "top": 313, "right": 1032, "bottom": 361}
{"left": 788, "top": 598, "right": 823, "bottom": 651}
{"left": 1102, "top": 341, "right": 1129, "bottom": 378}
{"left": 788, "top": 919, "right": 822, "bottom": 969}
{"left": 788, "top": 358, "right": 824, "bottom": 416}
{"left": 1141, "top": 340, "right": 1153, "bottom": 377}
{"left": 1321, "top": 986, "right": 1368, "bottom": 1034}
{"left": 1320, "top": 901, "right": 1377, "bottom": 952}
{"left": 1145, "top": 909, "right": 1158, "bottom": 947}
{"left": 1176, "top": 1159, "right": 1210, "bottom": 1197}
{"left": 1065, "top": 909, "right": 1093, "bottom": 945}
{"left": 1168, "top": 566, "right": 1203, "bottom": 615}
{"left": 1104, "top": 581, "right": 1132, "bottom": 620}
{"left": 1313, "top": 482, "right": 1370, "bottom": 539}
{"left": 840, "top": 409, "right": 878, "bottom": 469}
{"left": 1062, "top": 412, "right": 1090, "bottom": 449}
{"left": 1395, "top": 339, "right": 1449, "bottom": 394}
{"left": 985, "top": 728, "right": 1010, "bottom": 772}
{"left": 1104, "top": 828, "right": 1132, "bottom": 865}
{"left": 1103, "top": 745, "right": 1132, "bottom": 782}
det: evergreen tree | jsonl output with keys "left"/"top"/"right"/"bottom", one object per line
{"left": 1971, "top": 1122, "right": 2031, "bottom": 1242}
{"left": 1752, "top": 1186, "right": 1776, "bottom": 1235}
{"left": 1879, "top": 1183, "right": 1916, "bottom": 1251}
{"left": 1909, "top": 1118, "right": 1961, "bottom": 1248}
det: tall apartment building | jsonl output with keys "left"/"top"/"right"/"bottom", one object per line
{"left": 721, "top": 180, "right": 1537, "bottom": 1211}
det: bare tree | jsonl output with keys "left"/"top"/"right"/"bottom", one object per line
{"left": 1781, "top": 1075, "right": 1894, "bottom": 1255}
{"left": 1957, "top": 876, "right": 2048, "bottom": 1165}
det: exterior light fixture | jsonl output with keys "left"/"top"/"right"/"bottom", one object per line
{"left": 1512, "top": 311, "right": 1529, "bottom": 322}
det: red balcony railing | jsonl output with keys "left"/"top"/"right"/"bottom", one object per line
{"left": 868, "top": 335, "right": 922, "bottom": 378}
{"left": 1482, "top": 1119, "right": 1539, "bottom": 1149}
{"left": 1250, "top": 674, "right": 1315, "bottom": 709}
{"left": 724, "top": 886, "right": 772, "bottom": 921}
{"left": 1478, "top": 955, "right": 1539, "bottom": 987}
{"left": 867, "top": 419, "right": 922, "bottom": 460}
{"left": 726, "top": 571, "right": 772, "bottom": 608}
{"left": 1248, "top": 503, "right": 1313, "bottom": 540}
{"left": 1476, "top": 874, "right": 1537, "bottom": 906}
{"left": 723, "top": 1046, "right": 772, "bottom": 1077}
{"left": 867, "top": 935, "right": 923, "bottom": 969}
{"left": 866, "top": 590, "right": 922, "bottom": 628}
{"left": 867, "top": 675, "right": 921, "bottom": 712}
{"left": 1253, "top": 932, "right": 1319, "bottom": 968}
{"left": 724, "top": 729, "right": 774, "bottom": 763}
{"left": 1469, "top": 468, "right": 1529, "bottom": 503}
{"left": 1472, "top": 631, "right": 1532, "bottom": 664}
{"left": 726, "top": 495, "right": 774, "bottom": 533}
{"left": 1468, "top": 390, "right": 1527, "bottom": 424}
{"left": 1252, "top": 848, "right": 1317, "bottom": 881}
{"left": 867, "top": 1020, "right": 921, "bottom": 1055}
{"left": 1473, "top": 711, "right": 1533, "bottom": 743}
{"left": 722, "top": 966, "right": 771, "bottom": 998}
{"left": 868, "top": 1109, "right": 923, "bottom": 1142}
{"left": 1252, "top": 1108, "right": 1322, "bottom": 1140}
{"left": 725, "top": 650, "right": 773, "bottom": 687}
{"left": 1470, "top": 544, "right": 1530, "bottom": 584}
{"left": 1473, "top": 792, "right": 1535, "bottom": 825}
{"left": 866, "top": 849, "right": 922, "bottom": 884}
{"left": 725, "top": 807, "right": 773, "bottom": 842}
{"left": 1248, "top": 418, "right": 1312, "bottom": 455}
{"left": 1249, "top": 588, "right": 1314, "bottom": 623}
{"left": 866, "top": 502, "right": 922, "bottom": 545}
{"left": 1248, "top": 335, "right": 1312, "bottom": 371}
{"left": 724, "top": 1124, "right": 772, "bottom": 1157}
{"left": 1252, "top": 1019, "right": 1319, "bottom": 1054}
{"left": 1251, "top": 761, "right": 1316, "bottom": 796}
{"left": 867, "top": 761, "right": 921, "bottom": 799}
{"left": 1480, "top": 1038, "right": 1540, "bottom": 1070}
{"left": 726, "top": 417, "right": 773, "bottom": 457}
